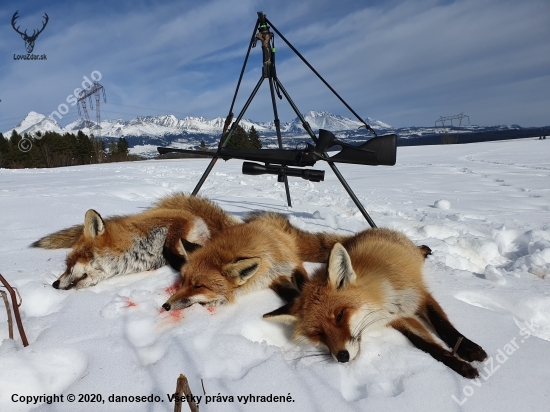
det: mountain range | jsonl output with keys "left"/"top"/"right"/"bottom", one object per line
{"left": 3, "top": 110, "right": 539, "bottom": 157}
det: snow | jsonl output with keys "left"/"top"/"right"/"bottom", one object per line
{"left": 366, "top": 116, "right": 393, "bottom": 130}
{"left": 434, "top": 199, "right": 451, "bottom": 210}
{"left": 4, "top": 111, "right": 390, "bottom": 141}
{"left": 0, "top": 138, "right": 549, "bottom": 411}
{"left": 4, "top": 112, "right": 65, "bottom": 137}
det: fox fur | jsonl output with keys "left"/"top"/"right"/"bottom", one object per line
{"left": 32, "top": 194, "right": 239, "bottom": 290}
{"left": 162, "top": 212, "right": 351, "bottom": 311}
{"left": 32, "top": 193, "right": 238, "bottom": 249}
{"left": 264, "top": 228, "right": 487, "bottom": 379}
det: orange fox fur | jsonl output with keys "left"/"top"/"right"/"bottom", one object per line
{"left": 162, "top": 212, "right": 351, "bottom": 310}
{"left": 264, "top": 227, "right": 487, "bottom": 379}
{"left": 32, "top": 193, "right": 239, "bottom": 289}
{"left": 32, "top": 193, "right": 237, "bottom": 249}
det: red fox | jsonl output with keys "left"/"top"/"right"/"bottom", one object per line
{"left": 32, "top": 194, "right": 239, "bottom": 290}
{"left": 263, "top": 228, "right": 487, "bottom": 379}
{"left": 162, "top": 212, "right": 351, "bottom": 311}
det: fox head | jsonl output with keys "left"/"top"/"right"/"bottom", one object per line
{"left": 52, "top": 210, "right": 168, "bottom": 290}
{"left": 264, "top": 243, "right": 373, "bottom": 363}
{"left": 162, "top": 252, "right": 263, "bottom": 311}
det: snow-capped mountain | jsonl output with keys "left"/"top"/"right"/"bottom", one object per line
{"left": 282, "top": 111, "right": 364, "bottom": 133}
{"left": 3, "top": 111, "right": 65, "bottom": 137}
{"left": 254, "top": 111, "right": 391, "bottom": 134}
{"left": 3, "top": 111, "right": 394, "bottom": 156}
{"left": 4, "top": 110, "right": 546, "bottom": 158}
{"left": 5, "top": 110, "right": 390, "bottom": 140}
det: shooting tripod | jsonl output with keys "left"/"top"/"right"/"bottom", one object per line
{"left": 160, "top": 12, "right": 396, "bottom": 228}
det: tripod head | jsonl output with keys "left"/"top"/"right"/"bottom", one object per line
{"left": 254, "top": 12, "right": 275, "bottom": 78}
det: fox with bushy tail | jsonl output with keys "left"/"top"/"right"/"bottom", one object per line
{"left": 32, "top": 193, "right": 239, "bottom": 290}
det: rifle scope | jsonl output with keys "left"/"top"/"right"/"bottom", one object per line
{"left": 242, "top": 162, "right": 325, "bottom": 182}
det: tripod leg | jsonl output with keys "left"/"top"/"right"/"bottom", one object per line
{"left": 192, "top": 18, "right": 263, "bottom": 197}
{"left": 192, "top": 157, "right": 218, "bottom": 196}
{"left": 194, "top": 76, "right": 266, "bottom": 196}
{"left": 326, "top": 163, "right": 377, "bottom": 228}
{"left": 282, "top": 173, "right": 292, "bottom": 207}
{"left": 274, "top": 77, "right": 377, "bottom": 228}
{"left": 222, "top": 77, "right": 265, "bottom": 148}
{"left": 268, "top": 77, "right": 292, "bottom": 207}
{"left": 266, "top": 17, "right": 376, "bottom": 136}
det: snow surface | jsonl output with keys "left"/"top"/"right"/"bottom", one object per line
{"left": 0, "top": 138, "right": 549, "bottom": 412}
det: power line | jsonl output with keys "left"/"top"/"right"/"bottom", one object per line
{"left": 435, "top": 112, "right": 470, "bottom": 131}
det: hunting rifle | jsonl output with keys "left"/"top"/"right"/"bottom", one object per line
{"left": 157, "top": 129, "right": 397, "bottom": 182}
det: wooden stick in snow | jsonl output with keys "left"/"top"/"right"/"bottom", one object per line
{"left": 0, "top": 274, "right": 28, "bottom": 346}
{"left": 0, "top": 290, "right": 13, "bottom": 340}
{"left": 174, "top": 374, "right": 199, "bottom": 412}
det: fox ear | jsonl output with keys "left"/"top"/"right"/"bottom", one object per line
{"left": 83, "top": 209, "right": 105, "bottom": 238}
{"left": 263, "top": 304, "right": 297, "bottom": 324}
{"left": 187, "top": 218, "right": 211, "bottom": 245}
{"left": 270, "top": 276, "right": 301, "bottom": 304}
{"left": 163, "top": 238, "right": 202, "bottom": 272}
{"left": 293, "top": 269, "right": 307, "bottom": 292}
{"left": 328, "top": 243, "right": 356, "bottom": 290}
{"left": 223, "top": 257, "right": 261, "bottom": 285}
{"left": 175, "top": 238, "right": 202, "bottom": 260}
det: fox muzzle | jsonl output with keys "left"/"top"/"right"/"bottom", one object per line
{"left": 336, "top": 350, "right": 350, "bottom": 363}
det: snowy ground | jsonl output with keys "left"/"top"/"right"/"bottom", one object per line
{"left": 0, "top": 138, "right": 549, "bottom": 412}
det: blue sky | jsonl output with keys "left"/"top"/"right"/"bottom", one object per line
{"left": 1, "top": 0, "right": 549, "bottom": 131}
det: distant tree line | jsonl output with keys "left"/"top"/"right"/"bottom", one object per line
{"left": 224, "top": 125, "right": 262, "bottom": 149}
{"left": 157, "top": 124, "right": 263, "bottom": 160}
{"left": 0, "top": 130, "right": 138, "bottom": 169}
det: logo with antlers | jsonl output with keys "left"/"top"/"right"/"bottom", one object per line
{"left": 11, "top": 11, "right": 49, "bottom": 54}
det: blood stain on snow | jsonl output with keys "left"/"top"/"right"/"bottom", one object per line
{"left": 164, "top": 280, "right": 182, "bottom": 295}
{"left": 125, "top": 298, "right": 137, "bottom": 307}
{"left": 170, "top": 309, "right": 184, "bottom": 321}
{"left": 158, "top": 308, "right": 185, "bottom": 328}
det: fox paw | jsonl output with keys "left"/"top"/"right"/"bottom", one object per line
{"left": 459, "top": 362, "right": 479, "bottom": 379}
{"left": 457, "top": 339, "right": 488, "bottom": 362}
{"left": 418, "top": 245, "right": 432, "bottom": 259}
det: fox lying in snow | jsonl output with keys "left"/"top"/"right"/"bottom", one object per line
{"left": 161, "top": 212, "right": 352, "bottom": 311}
{"left": 162, "top": 212, "right": 432, "bottom": 311}
{"left": 263, "top": 228, "right": 487, "bottom": 379}
{"left": 32, "top": 194, "right": 239, "bottom": 290}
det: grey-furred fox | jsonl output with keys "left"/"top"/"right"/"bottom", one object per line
{"left": 32, "top": 193, "right": 239, "bottom": 289}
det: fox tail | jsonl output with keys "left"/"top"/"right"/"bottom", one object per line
{"left": 31, "top": 224, "right": 83, "bottom": 249}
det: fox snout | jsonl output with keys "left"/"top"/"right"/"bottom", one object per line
{"left": 162, "top": 295, "right": 198, "bottom": 311}
{"left": 336, "top": 350, "right": 350, "bottom": 363}
{"left": 52, "top": 280, "right": 60, "bottom": 289}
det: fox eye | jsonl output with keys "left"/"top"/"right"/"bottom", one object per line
{"left": 194, "top": 284, "right": 202, "bottom": 289}
{"left": 75, "top": 273, "right": 88, "bottom": 284}
{"left": 336, "top": 309, "right": 344, "bottom": 323}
